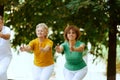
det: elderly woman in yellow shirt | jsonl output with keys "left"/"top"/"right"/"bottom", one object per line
{"left": 20, "top": 23, "right": 54, "bottom": 80}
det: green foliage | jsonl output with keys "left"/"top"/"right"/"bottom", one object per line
{"left": 67, "top": 0, "right": 120, "bottom": 53}
{"left": 3, "top": 0, "right": 71, "bottom": 49}
{"left": 2, "top": 0, "right": 120, "bottom": 57}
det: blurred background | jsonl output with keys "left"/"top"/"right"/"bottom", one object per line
{"left": 0, "top": 0, "right": 120, "bottom": 80}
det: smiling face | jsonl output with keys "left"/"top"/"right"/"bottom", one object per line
{"left": 64, "top": 25, "right": 80, "bottom": 41}
{"left": 67, "top": 29, "right": 77, "bottom": 41}
{"left": 0, "top": 16, "right": 3, "bottom": 32}
{"left": 36, "top": 27, "right": 47, "bottom": 38}
{"left": 36, "top": 23, "right": 48, "bottom": 38}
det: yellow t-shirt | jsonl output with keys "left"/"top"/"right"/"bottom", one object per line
{"left": 29, "top": 38, "right": 54, "bottom": 67}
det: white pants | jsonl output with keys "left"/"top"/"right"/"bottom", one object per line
{"left": 0, "top": 55, "right": 12, "bottom": 80}
{"left": 32, "top": 64, "right": 54, "bottom": 80}
{"left": 63, "top": 66, "right": 87, "bottom": 80}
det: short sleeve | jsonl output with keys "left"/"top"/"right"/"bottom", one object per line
{"left": 47, "top": 40, "right": 53, "bottom": 48}
{"left": 3, "top": 26, "right": 11, "bottom": 34}
{"left": 29, "top": 40, "right": 35, "bottom": 50}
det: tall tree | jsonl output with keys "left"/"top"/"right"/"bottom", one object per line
{"left": 107, "top": 0, "right": 120, "bottom": 80}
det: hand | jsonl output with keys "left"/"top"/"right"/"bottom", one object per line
{"left": 39, "top": 47, "right": 46, "bottom": 53}
{"left": 70, "top": 46, "right": 75, "bottom": 52}
{"left": 20, "top": 44, "right": 26, "bottom": 51}
{"left": 69, "top": 41, "right": 74, "bottom": 52}
{"left": 55, "top": 43, "right": 61, "bottom": 52}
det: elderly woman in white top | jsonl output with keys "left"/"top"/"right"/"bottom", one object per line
{"left": 0, "top": 15, "right": 12, "bottom": 80}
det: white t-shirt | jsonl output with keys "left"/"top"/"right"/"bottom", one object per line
{"left": 0, "top": 26, "right": 12, "bottom": 60}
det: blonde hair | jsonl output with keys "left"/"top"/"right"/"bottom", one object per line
{"left": 36, "top": 23, "right": 48, "bottom": 37}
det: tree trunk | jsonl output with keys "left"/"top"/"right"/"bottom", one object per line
{"left": 107, "top": 23, "right": 117, "bottom": 80}
{"left": 0, "top": 5, "right": 4, "bottom": 16}
{"left": 107, "top": 0, "right": 117, "bottom": 80}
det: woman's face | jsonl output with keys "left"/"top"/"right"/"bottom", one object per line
{"left": 36, "top": 27, "right": 47, "bottom": 38}
{"left": 67, "top": 29, "right": 77, "bottom": 41}
{"left": 0, "top": 19, "right": 3, "bottom": 31}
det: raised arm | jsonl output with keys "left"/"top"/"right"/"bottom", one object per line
{"left": 70, "top": 44, "right": 85, "bottom": 52}
{"left": 0, "top": 32, "right": 10, "bottom": 40}
{"left": 40, "top": 45, "right": 51, "bottom": 53}
{"left": 55, "top": 44, "right": 64, "bottom": 53}
{"left": 20, "top": 44, "right": 32, "bottom": 52}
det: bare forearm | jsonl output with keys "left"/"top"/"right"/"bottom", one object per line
{"left": 40, "top": 45, "right": 52, "bottom": 53}
{"left": 73, "top": 47, "right": 84, "bottom": 52}
{"left": 0, "top": 33, "right": 10, "bottom": 40}
{"left": 43, "top": 46, "right": 51, "bottom": 52}
{"left": 20, "top": 45, "right": 32, "bottom": 52}
{"left": 71, "top": 44, "right": 85, "bottom": 52}
{"left": 24, "top": 48, "right": 31, "bottom": 52}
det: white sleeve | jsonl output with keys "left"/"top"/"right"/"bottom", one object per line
{"left": 4, "top": 26, "right": 11, "bottom": 34}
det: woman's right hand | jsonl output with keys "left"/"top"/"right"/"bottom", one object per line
{"left": 55, "top": 43, "right": 61, "bottom": 53}
{"left": 20, "top": 44, "right": 26, "bottom": 51}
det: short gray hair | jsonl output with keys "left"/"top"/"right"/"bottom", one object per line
{"left": 36, "top": 23, "right": 48, "bottom": 37}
